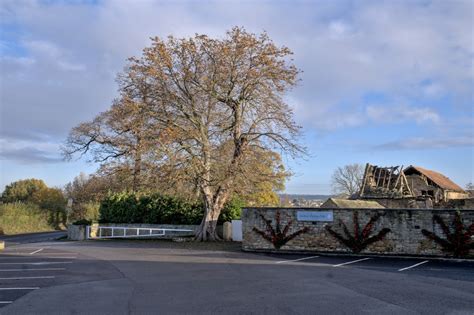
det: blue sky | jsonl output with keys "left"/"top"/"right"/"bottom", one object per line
{"left": 1, "top": 0, "right": 473, "bottom": 194}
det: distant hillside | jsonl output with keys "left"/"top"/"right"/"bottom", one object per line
{"left": 279, "top": 194, "right": 332, "bottom": 200}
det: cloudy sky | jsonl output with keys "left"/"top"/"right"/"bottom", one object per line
{"left": 1, "top": 0, "right": 473, "bottom": 194}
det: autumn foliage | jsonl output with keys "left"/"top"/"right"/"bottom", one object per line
{"left": 64, "top": 27, "right": 303, "bottom": 241}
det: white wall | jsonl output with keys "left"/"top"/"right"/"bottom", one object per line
{"left": 231, "top": 220, "right": 242, "bottom": 241}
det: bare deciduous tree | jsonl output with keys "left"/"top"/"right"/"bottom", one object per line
{"left": 466, "top": 182, "right": 474, "bottom": 197}
{"left": 136, "top": 28, "right": 303, "bottom": 240}
{"left": 64, "top": 27, "right": 304, "bottom": 241}
{"left": 62, "top": 70, "right": 160, "bottom": 192}
{"left": 331, "top": 163, "right": 364, "bottom": 197}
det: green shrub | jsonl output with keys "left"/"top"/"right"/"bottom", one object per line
{"left": 72, "top": 219, "right": 92, "bottom": 225}
{"left": 30, "top": 187, "right": 66, "bottom": 213}
{"left": 100, "top": 192, "right": 141, "bottom": 223}
{"left": 99, "top": 192, "right": 204, "bottom": 225}
{"left": 99, "top": 192, "right": 245, "bottom": 225}
{"left": 1, "top": 179, "right": 47, "bottom": 203}
{"left": 1, "top": 179, "right": 67, "bottom": 230}
{"left": 1, "top": 179, "right": 66, "bottom": 215}
{"left": 83, "top": 202, "right": 100, "bottom": 222}
{"left": 69, "top": 202, "right": 101, "bottom": 223}
{"left": 219, "top": 196, "right": 244, "bottom": 223}
{"left": 0, "top": 202, "right": 59, "bottom": 235}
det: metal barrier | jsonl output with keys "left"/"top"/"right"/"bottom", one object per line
{"left": 86, "top": 226, "right": 194, "bottom": 239}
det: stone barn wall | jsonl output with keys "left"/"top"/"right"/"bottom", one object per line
{"left": 242, "top": 208, "right": 474, "bottom": 258}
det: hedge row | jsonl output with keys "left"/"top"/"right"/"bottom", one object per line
{"left": 99, "top": 192, "right": 242, "bottom": 225}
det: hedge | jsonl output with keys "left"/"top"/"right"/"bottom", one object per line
{"left": 99, "top": 192, "right": 242, "bottom": 225}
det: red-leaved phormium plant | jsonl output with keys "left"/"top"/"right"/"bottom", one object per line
{"left": 421, "top": 212, "right": 474, "bottom": 258}
{"left": 253, "top": 211, "right": 309, "bottom": 249}
{"left": 325, "top": 211, "right": 391, "bottom": 253}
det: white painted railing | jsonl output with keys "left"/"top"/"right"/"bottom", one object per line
{"left": 86, "top": 226, "right": 194, "bottom": 239}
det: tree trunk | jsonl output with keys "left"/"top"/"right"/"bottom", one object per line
{"left": 195, "top": 189, "right": 229, "bottom": 241}
{"left": 132, "top": 161, "right": 141, "bottom": 192}
{"left": 132, "top": 148, "right": 142, "bottom": 192}
{"left": 195, "top": 206, "right": 220, "bottom": 241}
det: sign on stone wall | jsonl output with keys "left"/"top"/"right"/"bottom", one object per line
{"left": 296, "top": 211, "right": 333, "bottom": 222}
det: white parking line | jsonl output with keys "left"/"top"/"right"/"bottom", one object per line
{"left": 0, "top": 287, "right": 39, "bottom": 290}
{"left": 0, "top": 301, "right": 13, "bottom": 304}
{"left": 275, "top": 256, "right": 319, "bottom": 264}
{"left": 0, "top": 261, "right": 72, "bottom": 265}
{"left": 0, "top": 276, "right": 55, "bottom": 280}
{"left": 0, "top": 268, "right": 65, "bottom": 272}
{"left": 29, "top": 248, "right": 44, "bottom": 255}
{"left": 37, "top": 257, "right": 76, "bottom": 259}
{"left": 333, "top": 258, "right": 371, "bottom": 267}
{"left": 36, "top": 254, "right": 76, "bottom": 257}
{"left": 398, "top": 260, "right": 429, "bottom": 272}
{"left": 0, "top": 255, "right": 75, "bottom": 258}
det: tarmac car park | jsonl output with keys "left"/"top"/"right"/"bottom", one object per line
{"left": 0, "top": 234, "right": 473, "bottom": 314}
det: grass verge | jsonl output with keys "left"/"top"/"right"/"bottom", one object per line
{"left": 0, "top": 202, "right": 59, "bottom": 235}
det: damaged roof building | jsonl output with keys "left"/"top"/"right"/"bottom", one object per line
{"left": 358, "top": 163, "right": 471, "bottom": 209}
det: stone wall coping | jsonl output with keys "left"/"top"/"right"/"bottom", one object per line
{"left": 95, "top": 223, "right": 198, "bottom": 226}
{"left": 243, "top": 207, "right": 474, "bottom": 211}
{"left": 92, "top": 223, "right": 199, "bottom": 229}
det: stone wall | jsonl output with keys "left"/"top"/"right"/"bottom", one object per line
{"left": 67, "top": 224, "right": 87, "bottom": 241}
{"left": 242, "top": 208, "right": 474, "bottom": 258}
{"left": 373, "top": 198, "right": 428, "bottom": 209}
{"left": 438, "top": 198, "right": 474, "bottom": 209}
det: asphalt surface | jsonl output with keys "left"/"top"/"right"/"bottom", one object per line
{"left": 0, "top": 240, "right": 473, "bottom": 315}
{"left": 0, "top": 231, "right": 67, "bottom": 246}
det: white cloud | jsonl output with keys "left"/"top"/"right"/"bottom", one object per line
{"left": 0, "top": 136, "right": 62, "bottom": 164}
{"left": 0, "top": 55, "right": 35, "bottom": 67}
{"left": 328, "top": 20, "right": 351, "bottom": 38}
{"left": 57, "top": 60, "right": 86, "bottom": 72}
{"left": 366, "top": 105, "right": 441, "bottom": 125}
{"left": 422, "top": 82, "right": 444, "bottom": 98}
{"left": 0, "top": 0, "right": 472, "bottom": 146}
{"left": 313, "top": 112, "right": 366, "bottom": 131}
{"left": 25, "top": 40, "right": 62, "bottom": 58}
{"left": 374, "top": 136, "right": 474, "bottom": 151}
{"left": 23, "top": 39, "right": 86, "bottom": 72}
